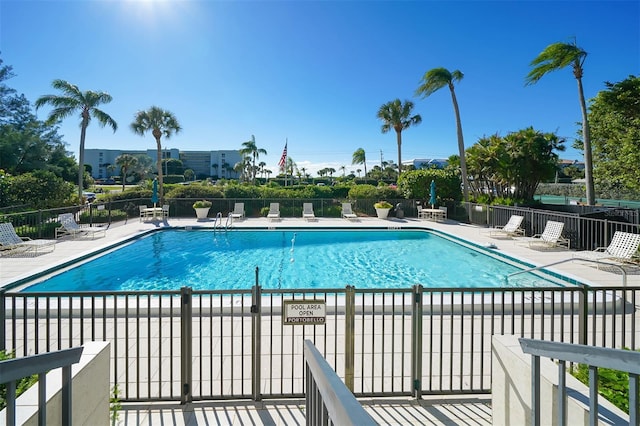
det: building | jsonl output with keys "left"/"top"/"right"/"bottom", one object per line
{"left": 84, "top": 148, "right": 242, "bottom": 180}
{"left": 402, "top": 158, "right": 449, "bottom": 169}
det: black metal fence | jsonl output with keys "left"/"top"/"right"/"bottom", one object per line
{"left": 1, "top": 285, "right": 637, "bottom": 403}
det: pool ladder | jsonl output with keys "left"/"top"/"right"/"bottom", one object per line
{"left": 212, "top": 212, "right": 233, "bottom": 230}
{"left": 506, "top": 257, "right": 628, "bottom": 287}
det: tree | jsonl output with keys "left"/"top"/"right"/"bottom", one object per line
{"left": 115, "top": 154, "right": 138, "bottom": 191}
{"left": 588, "top": 75, "right": 640, "bottom": 196}
{"left": 352, "top": 148, "right": 368, "bottom": 178}
{"left": 239, "top": 135, "right": 267, "bottom": 184}
{"left": 130, "top": 106, "right": 181, "bottom": 203}
{"left": 35, "top": 79, "right": 117, "bottom": 202}
{"left": 416, "top": 67, "right": 470, "bottom": 202}
{"left": 377, "top": 99, "right": 422, "bottom": 179}
{"left": 526, "top": 39, "right": 594, "bottom": 204}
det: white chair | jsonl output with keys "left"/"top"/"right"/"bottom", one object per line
{"left": 0, "top": 222, "right": 56, "bottom": 256}
{"left": 56, "top": 213, "right": 106, "bottom": 239}
{"left": 573, "top": 231, "right": 640, "bottom": 265}
{"left": 302, "top": 203, "right": 316, "bottom": 221}
{"left": 515, "top": 221, "right": 569, "bottom": 249}
{"left": 267, "top": 203, "right": 280, "bottom": 221}
{"left": 162, "top": 204, "right": 170, "bottom": 218}
{"left": 139, "top": 205, "right": 151, "bottom": 222}
{"left": 487, "top": 215, "right": 525, "bottom": 239}
{"left": 231, "top": 203, "right": 245, "bottom": 220}
{"left": 341, "top": 203, "right": 358, "bottom": 221}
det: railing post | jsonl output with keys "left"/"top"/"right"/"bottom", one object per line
{"left": 530, "top": 354, "right": 540, "bottom": 426}
{"left": 579, "top": 285, "right": 588, "bottom": 345}
{"left": 411, "top": 285, "right": 423, "bottom": 398}
{"left": 180, "top": 286, "right": 193, "bottom": 404}
{"left": 344, "top": 285, "right": 355, "bottom": 392}
{"left": 251, "top": 268, "right": 262, "bottom": 401}
{"left": 0, "top": 289, "right": 5, "bottom": 352}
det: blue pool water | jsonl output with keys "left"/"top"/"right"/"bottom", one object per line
{"left": 22, "top": 229, "right": 566, "bottom": 292}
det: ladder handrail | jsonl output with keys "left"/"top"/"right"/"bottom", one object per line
{"left": 507, "top": 257, "right": 627, "bottom": 287}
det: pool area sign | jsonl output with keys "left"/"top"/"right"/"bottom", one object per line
{"left": 283, "top": 300, "right": 326, "bottom": 325}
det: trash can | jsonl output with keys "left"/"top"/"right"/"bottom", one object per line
{"left": 395, "top": 203, "right": 404, "bottom": 219}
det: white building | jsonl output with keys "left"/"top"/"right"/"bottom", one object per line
{"left": 403, "top": 158, "right": 449, "bottom": 169}
{"left": 84, "top": 148, "right": 242, "bottom": 180}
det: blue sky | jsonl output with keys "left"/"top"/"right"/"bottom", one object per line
{"left": 1, "top": 0, "right": 638, "bottom": 177}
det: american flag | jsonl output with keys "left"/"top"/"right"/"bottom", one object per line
{"left": 278, "top": 142, "right": 287, "bottom": 171}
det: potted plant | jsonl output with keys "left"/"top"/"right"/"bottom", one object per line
{"left": 374, "top": 201, "right": 393, "bottom": 219}
{"left": 193, "top": 200, "right": 212, "bottom": 220}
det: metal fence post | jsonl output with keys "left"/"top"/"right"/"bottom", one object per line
{"left": 0, "top": 289, "right": 5, "bottom": 351}
{"left": 252, "top": 268, "right": 262, "bottom": 401}
{"left": 579, "top": 285, "right": 588, "bottom": 346}
{"left": 180, "top": 286, "right": 193, "bottom": 404}
{"left": 344, "top": 285, "right": 355, "bottom": 392}
{"left": 411, "top": 285, "right": 423, "bottom": 398}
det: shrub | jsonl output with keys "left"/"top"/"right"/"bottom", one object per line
{"left": 79, "top": 209, "right": 128, "bottom": 223}
{"left": 193, "top": 200, "right": 212, "bottom": 208}
{"left": 374, "top": 201, "right": 393, "bottom": 209}
{"left": 165, "top": 185, "right": 224, "bottom": 199}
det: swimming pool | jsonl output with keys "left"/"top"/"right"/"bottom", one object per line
{"left": 21, "top": 229, "right": 570, "bottom": 292}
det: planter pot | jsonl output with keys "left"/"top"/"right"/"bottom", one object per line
{"left": 194, "top": 207, "right": 210, "bottom": 220}
{"left": 375, "top": 208, "right": 391, "bottom": 219}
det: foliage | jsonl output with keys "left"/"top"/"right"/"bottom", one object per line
{"left": 110, "top": 383, "right": 122, "bottom": 425}
{"left": 589, "top": 75, "right": 640, "bottom": 195}
{"left": 79, "top": 209, "right": 127, "bottom": 223}
{"left": 193, "top": 200, "right": 212, "bottom": 208}
{"left": 223, "top": 184, "right": 262, "bottom": 199}
{"left": 8, "top": 170, "right": 74, "bottom": 208}
{"left": 164, "top": 184, "right": 224, "bottom": 200}
{"left": 0, "top": 350, "right": 38, "bottom": 411}
{"left": 571, "top": 350, "right": 638, "bottom": 414}
{"left": 103, "top": 188, "right": 152, "bottom": 201}
{"left": 347, "top": 184, "right": 379, "bottom": 199}
{"left": 465, "top": 128, "right": 564, "bottom": 201}
{"left": 374, "top": 201, "right": 393, "bottom": 209}
{"left": 397, "top": 169, "right": 462, "bottom": 204}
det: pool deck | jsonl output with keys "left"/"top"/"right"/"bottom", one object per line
{"left": 1, "top": 215, "right": 638, "bottom": 425}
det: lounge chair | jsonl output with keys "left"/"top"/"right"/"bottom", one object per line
{"left": 162, "top": 204, "right": 170, "bottom": 218}
{"left": 573, "top": 231, "right": 640, "bottom": 265}
{"left": 56, "top": 213, "right": 107, "bottom": 239}
{"left": 302, "top": 203, "right": 316, "bottom": 221}
{"left": 267, "top": 203, "right": 280, "bottom": 221}
{"left": 0, "top": 222, "right": 56, "bottom": 256}
{"left": 514, "top": 220, "right": 569, "bottom": 249}
{"left": 341, "top": 203, "right": 358, "bottom": 221}
{"left": 487, "top": 215, "right": 525, "bottom": 239}
{"left": 231, "top": 203, "right": 245, "bottom": 220}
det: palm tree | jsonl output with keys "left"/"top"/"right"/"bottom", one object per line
{"left": 115, "top": 154, "right": 138, "bottom": 191}
{"left": 416, "top": 68, "right": 470, "bottom": 202}
{"left": 130, "top": 106, "right": 181, "bottom": 204}
{"left": 377, "top": 99, "right": 422, "bottom": 179}
{"left": 239, "top": 135, "right": 267, "bottom": 184}
{"left": 340, "top": 165, "right": 346, "bottom": 177}
{"left": 526, "top": 39, "right": 595, "bottom": 205}
{"left": 352, "top": 148, "right": 367, "bottom": 177}
{"left": 35, "top": 79, "right": 117, "bottom": 202}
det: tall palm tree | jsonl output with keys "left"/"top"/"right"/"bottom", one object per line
{"left": 416, "top": 68, "right": 470, "bottom": 202}
{"left": 352, "top": 148, "right": 367, "bottom": 178}
{"left": 377, "top": 99, "right": 422, "bottom": 179}
{"left": 35, "top": 79, "right": 117, "bottom": 202}
{"left": 526, "top": 39, "right": 595, "bottom": 205}
{"left": 130, "top": 106, "right": 181, "bottom": 204}
{"left": 115, "top": 154, "right": 138, "bottom": 191}
{"left": 239, "top": 135, "right": 267, "bottom": 184}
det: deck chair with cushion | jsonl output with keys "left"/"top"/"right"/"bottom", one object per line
{"left": 341, "top": 203, "right": 358, "bottom": 221}
{"left": 487, "top": 215, "right": 525, "bottom": 239}
{"left": 573, "top": 231, "right": 640, "bottom": 266}
{"left": 302, "top": 203, "right": 316, "bottom": 221}
{"left": 267, "top": 203, "right": 280, "bottom": 221}
{"left": 231, "top": 203, "right": 245, "bottom": 220}
{"left": 56, "top": 213, "right": 107, "bottom": 239}
{"left": 514, "top": 220, "right": 569, "bottom": 249}
{"left": 0, "top": 222, "right": 56, "bottom": 256}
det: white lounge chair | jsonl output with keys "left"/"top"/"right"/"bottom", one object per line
{"left": 341, "top": 203, "right": 358, "bottom": 221}
{"left": 0, "top": 222, "right": 56, "bottom": 256}
{"left": 267, "top": 203, "right": 280, "bottom": 221}
{"left": 573, "top": 231, "right": 640, "bottom": 265}
{"left": 487, "top": 215, "right": 525, "bottom": 239}
{"left": 56, "top": 213, "right": 106, "bottom": 239}
{"left": 302, "top": 203, "right": 316, "bottom": 221}
{"left": 514, "top": 220, "right": 569, "bottom": 249}
{"left": 231, "top": 203, "right": 245, "bottom": 220}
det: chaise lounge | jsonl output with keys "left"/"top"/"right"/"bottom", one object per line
{"left": 56, "top": 213, "right": 107, "bottom": 239}
{"left": 0, "top": 222, "right": 56, "bottom": 256}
